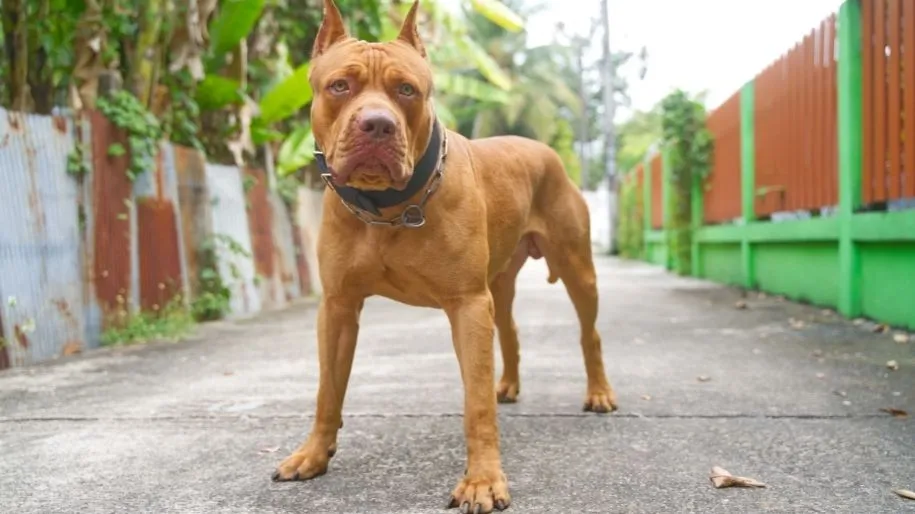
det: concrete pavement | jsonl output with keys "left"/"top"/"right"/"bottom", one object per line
{"left": 1, "top": 257, "right": 913, "bottom": 513}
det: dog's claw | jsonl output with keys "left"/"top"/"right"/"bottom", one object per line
{"left": 271, "top": 471, "right": 281, "bottom": 482}
{"left": 447, "top": 496, "right": 459, "bottom": 509}
{"left": 583, "top": 388, "right": 618, "bottom": 413}
{"left": 460, "top": 501, "right": 471, "bottom": 514}
{"left": 494, "top": 500, "right": 507, "bottom": 511}
{"left": 473, "top": 503, "right": 482, "bottom": 514}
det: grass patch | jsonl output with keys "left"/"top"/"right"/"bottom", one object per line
{"left": 101, "top": 296, "right": 196, "bottom": 346}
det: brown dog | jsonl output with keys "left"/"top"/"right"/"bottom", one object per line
{"left": 272, "top": 1, "right": 617, "bottom": 511}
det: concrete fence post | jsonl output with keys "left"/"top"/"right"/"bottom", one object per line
{"left": 837, "top": 0, "right": 864, "bottom": 316}
{"left": 740, "top": 80, "right": 757, "bottom": 289}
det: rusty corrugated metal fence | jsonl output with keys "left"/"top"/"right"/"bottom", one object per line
{"left": 0, "top": 107, "right": 312, "bottom": 368}
{"left": 207, "top": 163, "right": 263, "bottom": 318}
{"left": 0, "top": 110, "right": 88, "bottom": 366}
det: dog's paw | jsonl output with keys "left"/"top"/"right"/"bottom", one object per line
{"left": 448, "top": 469, "right": 511, "bottom": 513}
{"left": 583, "top": 386, "right": 618, "bottom": 414}
{"left": 496, "top": 379, "right": 519, "bottom": 404}
{"left": 271, "top": 447, "right": 330, "bottom": 482}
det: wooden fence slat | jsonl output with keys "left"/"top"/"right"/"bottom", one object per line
{"left": 764, "top": 61, "right": 774, "bottom": 215}
{"left": 874, "top": 0, "right": 888, "bottom": 202}
{"left": 819, "top": 19, "right": 838, "bottom": 206}
{"left": 828, "top": 15, "right": 839, "bottom": 205}
{"left": 818, "top": 21, "right": 828, "bottom": 208}
{"left": 887, "top": 0, "right": 902, "bottom": 199}
{"left": 791, "top": 43, "right": 801, "bottom": 210}
{"left": 862, "top": 0, "right": 875, "bottom": 203}
{"left": 904, "top": 0, "right": 915, "bottom": 198}
{"left": 804, "top": 31, "right": 815, "bottom": 210}
{"left": 784, "top": 48, "right": 793, "bottom": 212}
{"left": 787, "top": 48, "right": 793, "bottom": 211}
{"left": 755, "top": 63, "right": 770, "bottom": 215}
{"left": 753, "top": 65, "right": 771, "bottom": 213}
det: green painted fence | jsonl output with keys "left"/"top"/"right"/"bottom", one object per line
{"left": 622, "top": 0, "right": 915, "bottom": 330}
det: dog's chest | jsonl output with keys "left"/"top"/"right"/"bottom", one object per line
{"left": 350, "top": 231, "right": 443, "bottom": 308}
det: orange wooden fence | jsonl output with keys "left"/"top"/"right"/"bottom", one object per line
{"left": 626, "top": 162, "right": 644, "bottom": 189}
{"left": 862, "top": 0, "right": 915, "bottom": 205}
{"left": 754, "top": 14, "right": 838, "bottom": 217}
{"left": 704, "top": 91, "right": 743, "bottom": 223}
{"left": 650, "top": 153, "right": 663, "bottom": 228}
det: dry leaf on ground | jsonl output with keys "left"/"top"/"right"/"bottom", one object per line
{"left": 812, "top": 349, "right": 824, "bottom": 357}
{"left": 880, "top": 408, "right": 908, "bottom": 418}
{"left": 789, "top": 318, "right": 806, "bottom": 329}
{"left": 894, "top": 489, "right": 915, "bottom": 500}
{"left": 734, "top": 300, "right": 748, "bottom": 310}
{"left": 641, "top": 395, "right": 652, "bottom": 401}
{"left": 893, "top": 333, "right": 909, "bottom": 344}
{"left": 887, "top": 360, "right": 899, "bottom": 371}
{"left": 874, "top": 324, "right": 889, "bottom": 333}
{"left": 697, "top": 375, "right": 712, "bottom": 382}
{"left": 259, "top": 446, "right": 280, "bottom": 454}
{"left": 61, "top": 341, "right": 82, "bottom": 356}
{"left": 709, "top": 466, "right": 766, "bottom": 489}
{"left": 815, "top": 372, "right": 826, "bottom": 379}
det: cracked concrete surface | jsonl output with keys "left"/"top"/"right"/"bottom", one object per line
{"left": 1, "top": 257, "right": 913, "bottom": 513}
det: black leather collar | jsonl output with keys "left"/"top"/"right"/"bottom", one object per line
{"left": 314, "top": 120, "right": 443, "bottom": 217}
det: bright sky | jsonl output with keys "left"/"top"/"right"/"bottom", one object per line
{"left": 443, "top": 0, "right": 845, "bottom": 120}
{"left": 524, "top": 0, "right": 845, "bottom": 118}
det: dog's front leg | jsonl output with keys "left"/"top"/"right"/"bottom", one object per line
{"left": 273, "top": 295, "right": 362, "bottom": 481}
{"left": 445, "top": 291, "right": 511, "bottom": 513}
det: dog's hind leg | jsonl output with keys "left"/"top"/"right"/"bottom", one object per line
{"left": 535, "top": 209, "right": 617, "bottom": 413}
{"left": 557, "top": 240, "right": 617, "bottom": 413}
{"left": 491, "top": 243, "right": 528, "bottom": 404}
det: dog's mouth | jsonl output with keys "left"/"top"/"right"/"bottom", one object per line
{"left": 330, "top": 141, "right": 409, "bottom": 191}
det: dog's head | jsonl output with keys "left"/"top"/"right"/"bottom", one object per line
{"left": 309, "top": 0, "right": 435, "bottom": 191}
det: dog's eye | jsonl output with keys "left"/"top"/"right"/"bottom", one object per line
{"left": 329, "top": 79, "right": 349, "bottom": 94}
{"left": 398, "top": 83, "right": 416, "bottom": 97}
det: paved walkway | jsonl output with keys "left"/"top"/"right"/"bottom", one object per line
{"left": 1, "top": 257, "right": 913, "bottom": 513}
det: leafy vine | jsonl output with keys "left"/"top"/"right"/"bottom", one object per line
{"left": 616, "top": 173, "right": 645, "bottom": 259}
{"left": 163, "top": 70, "right": 203, "bottom": 150}
{"left": 97, "top": 90, "right": 163, "bottom": 180}
{"left": 660, "top": 89, "right": 714, "bottom": 275}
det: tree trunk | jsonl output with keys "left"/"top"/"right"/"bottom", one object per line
{"left": 3, "top": 0, "right": 33, "bottom": 112}
{"left": 71, "top": 0, "right": 107, "bottom": 111}
{"left": 131, "top": 0, "right": 168, "bottom": 108}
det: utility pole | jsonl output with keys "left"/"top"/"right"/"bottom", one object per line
{"left": 575, "top": 40, "right": 589, "bottom": 183}
{"left": 600, "top": 0, "right": 618, "bottom": 254}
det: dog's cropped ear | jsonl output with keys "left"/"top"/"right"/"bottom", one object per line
{"left": 313, "top": 0, "right": 349, "bottom": 58}
{"left": 397, "top": 1, "right": 427, "bottom": 58}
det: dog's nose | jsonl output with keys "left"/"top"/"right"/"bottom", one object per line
{"left": 357, "top": 110, "right": 396, "bottom": 139}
